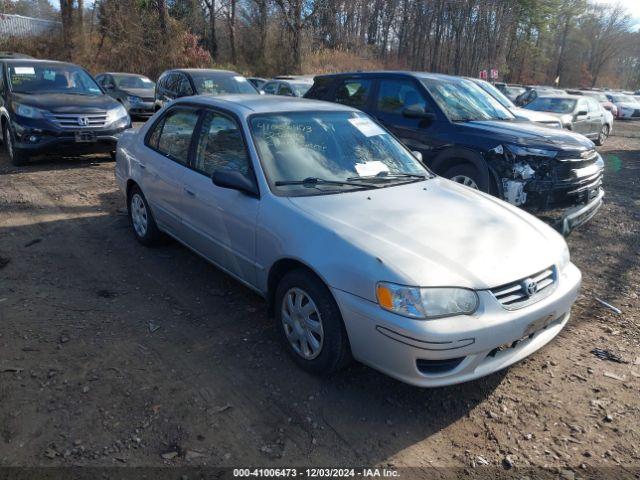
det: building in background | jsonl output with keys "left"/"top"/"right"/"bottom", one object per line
{"left": 0, "top": 13, "right": 60, "bottom": 38}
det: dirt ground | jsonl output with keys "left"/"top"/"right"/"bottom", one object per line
{"left": 0, "top": 120, "right": 639, "bottom": 478}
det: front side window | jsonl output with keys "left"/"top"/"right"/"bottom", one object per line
{"left": 263, "top": 82, "right": 278, "bottom": 94}
{"left": 8, "top": 63, "right": 102, "bottom": 95}
{"left": 191, "top": 73, "right": 257, "bottom": 95}
{"left": 250, "top": 111, "right": 428, "bottom": 197}
{"left": 278, "top": 83, "right": 294, "bottom": 96}
{"left": 149, "top": 108, "right": 199, "bottom": 164}
{"left": 422, "top": 77, "right": 514, "bottom": 121}
{"left": 194, "top": 111, "right": 250, "bottom": 176}
{"left": 376, "top": 79, "right": 428, "bottom": 114}
{"left": 334, "top": 79, "right": 372, "bottom": 108}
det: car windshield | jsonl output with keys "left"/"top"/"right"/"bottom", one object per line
{"left": 475, "top": 80, "right": 515, "bottom": 109}
{"left": 525, "top": 97, "right": 576, "bottom": 113}
{"left": 114, "top": 75, "right": 154, "bottom": 89}
{"left": 421, "top": 77, "right": 515, "bottom": 121}
{"left": 190, "top": 72, "right": 257, "bottom": 95}
{"left": 250, "top": 111, "right": 429, "bottom": 196}
{"left": 291, "top": 82, "right": 312, "bottom": 96}
{"left": 8, "top": 63, "right": 102, "bottom": 95}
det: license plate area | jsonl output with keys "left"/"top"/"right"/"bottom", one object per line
{"left": 74, "top": 131, "right": 96, "bottom": 143}
{"left": 523, "top": 313, "right": 557, "bottom": 338}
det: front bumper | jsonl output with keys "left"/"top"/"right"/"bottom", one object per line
{"left": 12, "top": 119, "right": 129, "bottom": 156}
{"left": 334, "top": 263, "right": 581, "bottom": 387}
{"left": 126, "top": 101, "right": 155, "bottom": 117}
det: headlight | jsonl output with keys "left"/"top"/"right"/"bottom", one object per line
{"left": 127, "top": 95, "right": 142, "bottom": 104}
{"left": 107, "top": 104, "right": 129, "bottom": 124}
{"left": 13, "top": 102, "right": 45, "bottom": 119}
{"left": 505, "top": 144, "right": 558, "bottom": 159}
{"left": 558, "top": 243, "right": 570, "bottom": 272}
{"left": 376, "top": 283, "right": 478, "bottom": 319}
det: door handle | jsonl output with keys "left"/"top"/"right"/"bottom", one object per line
{"left": 184, "top": 187, "right": 196, "bottom": 197}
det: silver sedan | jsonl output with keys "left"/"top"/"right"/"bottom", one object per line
{"left": 115, "top": 95, "right": 581, "bottom": 387}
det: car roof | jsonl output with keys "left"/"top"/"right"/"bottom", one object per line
{"left": 102, "top": 72, "right": 150, "bottom": 77}
{"left": 172, "top": 94, "right": 358, "bottom": 116}
{"left": 166, "top": 68, "right": 239, "bottom": 76}
{"left": 312, "top": 70, "right": 475, "bottom": 82}
{"left": 1, "top": 58, "right": 78, "bottom": 68}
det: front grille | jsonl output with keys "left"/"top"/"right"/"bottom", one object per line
{"left": 490, "top": 267, "right": 557, "bottom": 310}
{"left": 45, "top": 112, "right": 108, "bottom": 129}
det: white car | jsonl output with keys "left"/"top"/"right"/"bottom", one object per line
{"left": 606, "top": 93, "right": 640, "bottom": 119}
{"left": 115, "top": 95, "right": 581, "bottom": 387}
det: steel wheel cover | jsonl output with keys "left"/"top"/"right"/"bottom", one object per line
{"left": 450, "top": 175, "right": 479, "bottom": 189}
{"left": 281, "top": 287, "right": 324, "bottom": 360}
{"left": 130, "top": 193, "right": 148, "bottom": 237}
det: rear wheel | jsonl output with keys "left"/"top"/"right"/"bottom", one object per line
{"left": 443, "top": 163, "right": 489, "bottom": 192}
{"left": 127, "top": 186, "right": 162, "bottom": 246}
{"left": 595, "top": 124, "right": 609, "bottom": 146}
{"left": 275, "top": 269, "right": 351, "bottom": 375}
{"left": 3, "top": 123, "right": 29, "bottom": 166}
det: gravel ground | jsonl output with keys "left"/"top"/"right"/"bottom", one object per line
{"left": 0, "top": 120, "right": 638, "bottom": 479}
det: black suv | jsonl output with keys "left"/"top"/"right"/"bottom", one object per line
{"left": 305, "top": 71, "right": 604, "bottom": 234}
{"left": 154, "top": 69, "right": 257, "bottom": 110}
{"left": 0, "top": 59, "right": 131, "bottom": 165}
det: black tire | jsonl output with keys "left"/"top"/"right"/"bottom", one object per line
{"left": 443, "top": 162, "right": 489, "bottom": 192}
{"left": 595, "top": 124, "right": 609, "bottom": 146}
{"left": 275, "top": 269, "right": 351, "bottom": 375}
{"left": 127, "top": 185, "right": 162, "bottom": 246}
{"left": 109, "top": 151, "right": 117, "bottom": 161}
{"left": 3, "top": 123, "right": 29, "bottom": 166}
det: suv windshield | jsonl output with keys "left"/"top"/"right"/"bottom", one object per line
{"left": 190, "top": 72, "right": 257, "bottom": 95}
{"left": 250, "top": 111, "right": 428, "bottom": 196}
{"left": 8, "top": 63, "right": 102, "bottom": 95}
{"left": 114, "top": 75, "right": 154, "bottom": 89}
{"left": 526, "top": 97, "right": 576, "bottom": 113}
{"left": 291, "top": 82, "right": 312, "bottom": 96}
{"left": 422, "top": 77, "right": 515, "bottom": 122}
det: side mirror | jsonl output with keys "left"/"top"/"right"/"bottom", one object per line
{"left": 411, "top": 151, "right": 423, "bottom": 162}
{"left": 402, "top": 105, "right": 435, "bottom": 121}
{"left": 212, "top": 170, "right": 259, "bottom": 197}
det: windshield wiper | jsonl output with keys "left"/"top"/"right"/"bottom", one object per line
{"left": 275, "top": 177, "right": 380, "bottom": 189}
{"left": 347, "top": 172, "right": 427, "bottom": 181}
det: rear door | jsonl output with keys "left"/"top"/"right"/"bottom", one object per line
{"left": 140, "top": 106, "right": 200, "bottom": 236}
{"left": 181, "top": 108, "right": 260, "bottom": 286}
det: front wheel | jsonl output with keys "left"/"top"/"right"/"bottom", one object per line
{"left": 3, "top": 123, "right": 29, "bottom": 166}
{"left": 595, "top": 124, "right": 609, "bottom": 146}
{"left": 443, "top": 163, "right": 489, "bottom": 192}
{"left": 275, "top": 269, "right": 351, "bottom": 375}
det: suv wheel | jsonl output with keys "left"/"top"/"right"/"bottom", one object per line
{"left": 595, "top": 124, "right": 609, "bottom": 146}
{"left": 444, "top": 163, "right": 488, "bottom": 191}
{"left": 127, "top": 186, "right": 162, "bottom": 246}
{"left": 3, "top": 123, "right": 29, "bottom": 166}
{"left": 275, "top": 269, "right": 351, "bottom": 375}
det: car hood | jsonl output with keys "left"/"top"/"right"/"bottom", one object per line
{"left": 11, "top": 92, "right": 119, "bottom": 113}
{"left": 459, "top": 119, "right": 594, "bottom": 151}
{"left": 510, "top": 107, "right": 560, "bottom": 124}
{"left": 119, "top": 87, "right": 155, "bottom": 98}
{"left": 288, "top": 178, "right": 565, "bottom": 290}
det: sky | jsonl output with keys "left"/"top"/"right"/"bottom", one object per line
{"left": 592, "top": 0, "right": 640, "bottom": 28}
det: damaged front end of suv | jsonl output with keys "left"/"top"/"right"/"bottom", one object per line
{"left": 487, "top": 143, "right": 604, "bottom": 235}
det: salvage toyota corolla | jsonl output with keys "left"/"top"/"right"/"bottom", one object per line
{"left": 115, "top": 95, "right": 582, "bottom": 387}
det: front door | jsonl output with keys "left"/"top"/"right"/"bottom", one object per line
{"left": 371, "top": 78, "right": 438, "bottom": 163}
{"left": 181, "top": 109, "right": 260, "bottom": 287}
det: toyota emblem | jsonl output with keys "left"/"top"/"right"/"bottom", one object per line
{"left": 522, "top": 278, "right": 538, "bottom": 297}
{"left": 78, "top": 117, "right": 89, "bottom": 127}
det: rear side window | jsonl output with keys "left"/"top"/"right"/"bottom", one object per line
{"left": 278, "top": 83, "right": 294, "bottom": 96}
{"left": 147, "top": 108, "right": 199, "bottom": 165}
{"left": 334, "top": 79, "right": 372, "bottom": 108}
{"left": 176, "top": 75, "right": 194, "bottom": 97}
{"left": 304, "top": 77, "right": 331, "bottom": 99}
{"left": 194, "top": 110, "right": 250, "bottom": 176}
